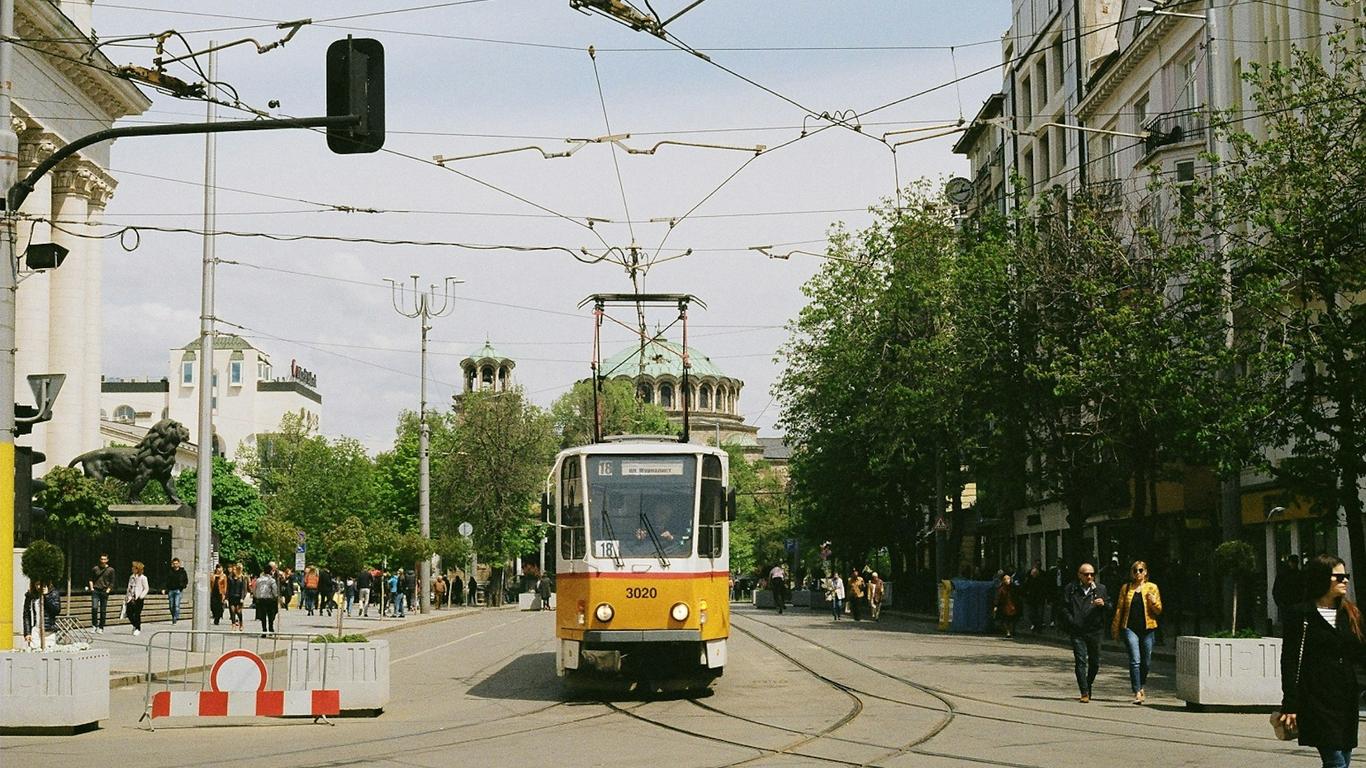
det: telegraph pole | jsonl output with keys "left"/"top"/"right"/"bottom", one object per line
{"left": 191, "top": 46, "right": 218, "bottom": 648}
{"left": 389, "top": 276, "right": 460, "bottom": 614}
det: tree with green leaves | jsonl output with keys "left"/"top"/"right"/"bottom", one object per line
{"left": 175, "top": 457, "right": 270, "bottom": 571}
{"left": 34, "top": 466, "right": 120, "bottom": 604}
{"left": 550, "top": 377, "right": 675, "bottom": 448}
{"left": 725, "top": 446, "right": 790, "bottom": 577}
{"left": 440, "top": 388, "right": 556, "bottom": 604}
{"left": 21, "top": 539, "right": 63, "bottom": 648}
{"left": 373, "top": 409, "right": 459, "bottom": 534}
{"left": 1215, "top": 21, "right": 1366, "bottom": 578}
{"left": 320, "top": 515, "right": 369, "bottom": 635}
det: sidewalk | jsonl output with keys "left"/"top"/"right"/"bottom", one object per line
{"left": 88, "top": 602, "right": 500, "bottom": 689}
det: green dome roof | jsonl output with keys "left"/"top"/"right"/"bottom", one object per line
{"left": 181, "top": 333, "right": 256, "bottom": 351}
{"left": 602, "top": 338, "right": 731, "bottom": 380}
{"left": 463, "top": 340, "right": 513, "bottom": 364}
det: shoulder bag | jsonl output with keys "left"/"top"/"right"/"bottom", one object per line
{"left": 1270, "top": 619, "right": 1308, "bottom": 740}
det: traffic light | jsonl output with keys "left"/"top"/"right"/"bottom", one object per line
{"left": 14, "top": 446, "right": 46, "bottom": 542}
{"left": 326, "top": 37, "right": 384, "bottom": 154}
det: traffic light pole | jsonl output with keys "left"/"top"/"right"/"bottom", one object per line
{"left": 191, "top": 47, "right": 218, "bottom": 649}
{"left": 0, "top": 0, "right": 18, "bottom": 651}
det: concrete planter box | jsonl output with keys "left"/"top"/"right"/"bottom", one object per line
{"left": 1175, "top": 635, "right": 1283, "bottom": 708}
{"left": 0, "top": 649, "right": 109, "bottom": 734}
{"left": 752, "top": 590, "right": 775, "bottom": 609}
{"left": 790, "top": 589, "right": 813, "bottom": 607}
{"left": 288, "top": 640, "right": 389, "bottom": 716}
{"left": 517, "top": 593, "right": 555, "bottom": 611}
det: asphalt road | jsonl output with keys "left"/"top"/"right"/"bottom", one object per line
{"left": 0, "top": 605, "right": 1323, "bottom": 767}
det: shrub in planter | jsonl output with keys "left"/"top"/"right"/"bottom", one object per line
{"left": 21, "top": 540, "right": 64, "bottom": 648}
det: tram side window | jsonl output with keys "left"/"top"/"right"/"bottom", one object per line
{"left": 561, "top": 459, "right": 586, "bottom": 559}
{"left": 698, "top": 454, "right": 724, "bottom": 558}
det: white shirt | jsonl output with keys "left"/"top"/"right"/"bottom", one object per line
{"left": 830, "top": 577, "right": 845, "bottom": 600}
{"left": 1318, "top": 606, "right": 1337, "bottom": 628}
{"left": 126, "top": 573, "right": 149, "bottom": 601}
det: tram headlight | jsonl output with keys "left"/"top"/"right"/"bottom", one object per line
{"left": 595, "top": 603, "right": 615, "bottom": 622}
{"left": 670, "top": 602, "right": 690, "bottom": 622}
{"left": 699, "top": 599, "right": 708, "bottom": 625}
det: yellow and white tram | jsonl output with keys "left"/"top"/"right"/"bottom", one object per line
{"left": 548, "top": 437, "right": 735, "bottom": 690}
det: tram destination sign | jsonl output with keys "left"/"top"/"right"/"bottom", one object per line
{"left": 620, "top": 459, "right": 684, "bottom": 476}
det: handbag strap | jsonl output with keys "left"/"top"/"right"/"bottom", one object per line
{"left": 1294, "top": 618, "right": 1308, "bottom": 688}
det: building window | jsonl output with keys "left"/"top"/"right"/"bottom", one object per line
{"left": 1019, "top": 75, "right": 1032, "bottom": 126}
{"left": 1178, "top": 57, "right": 1198, "bottom": 112}
{"left": 1039, "top": 133, "right": 1051, "bottom": 183}
{"left": 1034, "top": 58, "right": 1048, "bottom": 110}
{"left": 181, "top": 360, "right": 194, "bottom": 385}
{"left": 1134, "top": 93, "right": 1150, "bottom": 133}
{"left": 1176, "top": 160, "right": 1196, "bottom": 219}
{"left": 113, "top": 405, "right": 135, "bottom": 424}
{"left": 229, "top": 360, "right": 242, "bottom": 385}
{"left": 639, "top": 385, "right": 653, "bottom": 404}
{"left": 1052, "top": 37, "right": 1065, "bottom": 91}
{"left": 700, "top": 384, "right": 711, "bottom": 410}
{"left": 660, "top": 383, "right": 674, "bottom": 409}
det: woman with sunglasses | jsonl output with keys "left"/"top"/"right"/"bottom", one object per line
{"left": 1278, "top": 555, "right": 1366, "bottom": 768}
{"left": 1110, "top": 560, "right": 1162, "bottom": 704}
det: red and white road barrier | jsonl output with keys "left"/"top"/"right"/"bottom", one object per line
{"left": 146, "top": 646, "right": 339, "bottom": 721}
{"left": 149, "top": 689, "right": 340, "bottom": 719}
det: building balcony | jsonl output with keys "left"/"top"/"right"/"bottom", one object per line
{"left": 1082, "top": 178, "right": 1123, "bottom": 208}
{"left": 1144, "top": 108, "right": 1205, "bottom": 156}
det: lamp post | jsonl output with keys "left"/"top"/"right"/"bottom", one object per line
{"left": 388, "top": 275, "right": 460, "bottom": 614}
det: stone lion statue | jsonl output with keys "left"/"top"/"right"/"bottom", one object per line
{"left": 68, "top": 418, "right": 191, "bottom": 505}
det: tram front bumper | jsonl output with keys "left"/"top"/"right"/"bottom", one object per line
{"left": 559, "top": 631, "right": 722, "bottom": 675}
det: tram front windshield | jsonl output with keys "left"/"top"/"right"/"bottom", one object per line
{"left": 587, "top": 455, "right": 697, "bottom": 559}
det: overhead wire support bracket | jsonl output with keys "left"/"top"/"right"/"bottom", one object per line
{"left": 152, "top": 20, "right": 311, "bottom": 68}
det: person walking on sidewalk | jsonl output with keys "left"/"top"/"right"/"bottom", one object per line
{"left": 356, "top": 567, "right": 372, "bottom": 617}
{"left": 210, "top": 564, "right": 228, "bottom": 625}
{"left": 848, "top": 570, "right": 866, "bottom": 621}
{"left": 1277, "top": 555, "right": 1366, "bottom": 768}
{"left": 869, "top": 573, "right": 885, "bottom": 621}
{"left": 254, "top": 562, "right": 281, "bottom": 635}
{"left": 994, "top": 573, "right": 1022, "bottom": 638}
{"left": 124, "top": 561, "right": 149, "bottom": 636}
{"left": 827, "top": 572, "right": 845, "bottom": 621}
{"left": 1023, "top": 562, "right": 1049, "bottom": 633}
{"left": 303, "top": 566, "right": 319, "bottom": 615}
{"left": 166, "top": 557, "right": 188, "bottom": 623}
{"left": 769, "top": 563, "right": 788, "bottom": 614}
{"left": 227, "top": 562, "right": 246, "bottom": 631}
{"left": 1061, "top": 562, "right": 1110, "bottom": 703}
{"left": 1111, "top": 560, "right": 1163, "bottom": 704}
{"left": 88, "top": 553, "right": 114, "bottom": 634}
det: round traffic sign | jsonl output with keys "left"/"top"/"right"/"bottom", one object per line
{"left": 458, "top": 521, "right": 473, "bottom": 537}
{"left": 210, "top": 649, "right": 268, "bottom": 692}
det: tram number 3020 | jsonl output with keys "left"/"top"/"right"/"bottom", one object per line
{"left": 626, "top": 587, "right": 658, "bottom": 599}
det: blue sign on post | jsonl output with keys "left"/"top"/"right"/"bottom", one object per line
{"left": 784, "top": 538, "right": 797, "bottom": 555}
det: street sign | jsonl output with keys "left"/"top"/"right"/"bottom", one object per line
{"left": 294, "top": 552, "right": 306, "bottom": 571}
{"left": 933, "top": 516, "right": 949, "bottom": 533}
{"left": 458, "top": 521, "right": 473, "bottom": 537}
{"left": 784, "top": 538, "right": 797, "bottom": 555}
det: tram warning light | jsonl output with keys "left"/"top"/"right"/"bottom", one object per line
{"left": 326, "top": 37, "right": 385, "bottom": 154}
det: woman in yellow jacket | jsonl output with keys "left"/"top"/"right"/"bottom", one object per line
{"left": 1111, "top": 560, "right": 1163, "bottom": 704}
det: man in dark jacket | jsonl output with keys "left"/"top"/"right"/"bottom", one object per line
{"left": 167, "top": 558, "right": 189, "bottom": 623}
{"left": 88, "top": 554, "right": 115, "bottom": 633}
{"left": 1061, "top": 562, "right": 1111, "bottom": 703}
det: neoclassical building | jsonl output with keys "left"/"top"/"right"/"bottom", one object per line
{"left": 12, "top": 0, "right": 151, "bottom": 468}
{"left": 602, "top": 337, "right": 759, "bottom": 451}
{"left": 460, "top": 340, "right": 516, "bottom": 395}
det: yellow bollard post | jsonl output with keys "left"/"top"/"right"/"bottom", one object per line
{"left": 0, "top": 441, "right": 14, "bottom": 650}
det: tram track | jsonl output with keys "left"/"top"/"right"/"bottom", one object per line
{"left": 736, "top": 611, "right": 1301, "bottom": 759}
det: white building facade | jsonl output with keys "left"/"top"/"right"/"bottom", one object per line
{"left": 11, "top": 0, "right": 151, "bottom": 468}
{"left": 101, "top": 334, "right": 322, "bottom": 459}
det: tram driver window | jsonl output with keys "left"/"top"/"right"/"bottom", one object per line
{"left": 561, "top": 458, "right": 586, "bottom": 559}
{"left": 698, "top": 454, "right": 724, "bottom": 557}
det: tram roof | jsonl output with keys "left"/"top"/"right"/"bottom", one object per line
{"left": 556, "top": 440, "right": 728, "bottom": 458}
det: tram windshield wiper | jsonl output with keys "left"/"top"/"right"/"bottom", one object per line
{"left": 639, "top": 513, "right": 671, "bottom": 569}
{"left": 598, "top": 507, "right": 624, "bottom": 568}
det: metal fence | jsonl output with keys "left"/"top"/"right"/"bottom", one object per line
{"left": 138, "top": 630, "right": 337, "bottom": 729}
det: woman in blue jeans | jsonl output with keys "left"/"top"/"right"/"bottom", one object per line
{"left": 1110, "top": 560, "right": 1162, "bottom": 705}
{"left": 1278, "top": 555, "right": 1366, "bottom": 768}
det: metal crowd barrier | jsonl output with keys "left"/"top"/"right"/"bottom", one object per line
{"left": 138, "top": 630, "right": 338, "bottom": 730}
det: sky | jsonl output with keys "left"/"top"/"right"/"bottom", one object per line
{"left": 89, "top": 0, "right": 1012, "bottom": 453}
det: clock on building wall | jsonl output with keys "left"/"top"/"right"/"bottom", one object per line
{"left": 945, "top": 177, "right": 974, "bottom": 206}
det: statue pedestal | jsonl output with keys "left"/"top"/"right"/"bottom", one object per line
{"left": 109, "top": 504, "right": 196, "bottom": 574}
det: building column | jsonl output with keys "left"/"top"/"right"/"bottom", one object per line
{"left": 83, "top": 174, "right": 114, "bottom": 452}
{"left": 14, "top": 122, "right": 55, "bottom": 465}
{"left": 45, "top": 160, "right": 95, "bottom": 466}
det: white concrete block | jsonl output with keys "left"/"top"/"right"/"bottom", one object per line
{"left": 287, "top": 641, "right": 389, "bottom": 713}
{"left": 1175, "top": 636, "right": 1284, "bottom": 707}
{"left": 0, "top": 649, "right": 109, "bottom": 732}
